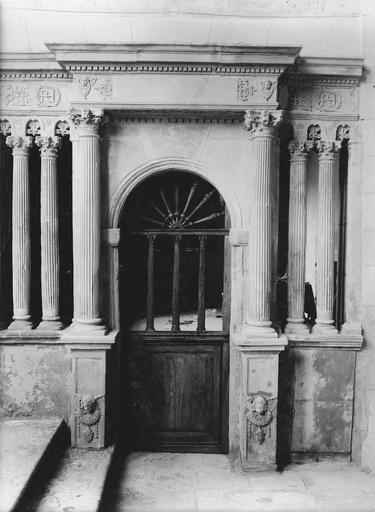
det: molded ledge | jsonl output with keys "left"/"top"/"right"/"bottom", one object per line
{"left": 233, "top": 334, "right": 288, "bottom": 352}
{"left": 286, "top": 333, "right": 363, "bottom": 350}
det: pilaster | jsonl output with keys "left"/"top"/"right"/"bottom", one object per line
{"left": 35, "top": 135, "right": 62, "bottom": 330}
{"left": 6, "top": 135, "right": 33, "bottom": 330}
{"left": 313, "top": 140, "right": 341, "bottom": 334}
{"left": 285, "top": 141, "right": 312, "bottom": 334}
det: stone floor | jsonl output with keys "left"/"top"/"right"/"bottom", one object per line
{"left": 98, "top": 452, "right": 375, "bottom": 512}
{"left": 0, "top": 418, "right": 63, "bottom": 512}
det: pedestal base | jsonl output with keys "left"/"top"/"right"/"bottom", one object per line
{"left": 8, "top": 319, "right": 33, "bottom": 331}
{"left": 285, "top": 320, "right": 310, "bottom": 335}
{"left": 234, "top": 334, "right": 287, "bottom": 472}
{"left": 37, "top": 320, "right": 63, "bottom": 331}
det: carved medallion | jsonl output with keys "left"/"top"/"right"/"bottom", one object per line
{"left": 245, "top": 395, "right": 275, "bottom": 445}
{"left": 77, "top": 395, "right": 101, "bottom": 444}
{"left": 37, "top": 85, "right": 61, "bottom": 107}
{"left": 317, "top": 90, "right": 342, "bottom": 112}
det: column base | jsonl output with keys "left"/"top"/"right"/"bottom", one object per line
{"left": 240, "top": 321, "right": 278, "bottom": 339}
{"left": 312, "top": 322, "right": 338, "bottom": 335}
{"left": 62, "top": 321, "right": 106, "bottom": 341}
{"left": 8, "top": 319, "right": 33, "bottom": 331}
{"left": 37, "top": 320, "right": 63, "bottom": 331}
{"left": 284, "top": 319, "right": 310, "bottom": 335}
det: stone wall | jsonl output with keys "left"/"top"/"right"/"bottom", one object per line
{"left": 352, "top": 4, "right": 375, "bottom": 472}
{"left": 0, "top": 344, "right": 71, "bottom": 419}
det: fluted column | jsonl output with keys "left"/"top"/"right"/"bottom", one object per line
{"left": 35, "top": 136, "right": 62, "bottom": 329}
{"left": 285, "top": 141, "right": 312, "bottom": 333}
{"left": 313, "top": 140, "right": 341, "bottom": 333}
{"left": 243, "top": 110, "right": 283, "bottom": 336}
{"left": 69, "top": 109, "right": 104, "bottom": 333}
{"left": 6, "top": 136, "right": 33, "bottom": 329}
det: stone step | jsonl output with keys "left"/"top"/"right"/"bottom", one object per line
{"left": 0, "top": 417, "right": 67, "bottom": 512}
{"left": 14, "top": 444, "right": 114, "bottom": 512}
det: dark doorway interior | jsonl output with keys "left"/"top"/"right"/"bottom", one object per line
{"left": 119, "top": 171, "right": 230, "bottom": 453}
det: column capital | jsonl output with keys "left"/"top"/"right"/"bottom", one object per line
{"left": 288, "top": 140, "right": 313, "bottom": 161}
{"left": 35, "top": 136, "right": 61, "bottom": 157}
{"left": 244, "top": 110, "right": 283, "bottom": 135}
{"left": 315, "top": 140, "right": 341, "bottom": 159}
{"left": 68, "top": 109, "right": 104, "bottom": 136}
{"left": 6, "top": 136, "right": 33, "bottom": 154}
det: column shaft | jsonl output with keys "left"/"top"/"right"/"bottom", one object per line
{"left": 6, "top": 136, "right": 33, "bottom": 328}
{"left": 313, "top": 140, "right": 340, "bottom": 332}
{"left": 69, "top": 110, "right": 104, "bottom": 332}
{"left": 36, "top": 136, "right": 62, "bottom": 328}
{"left": 243, "top": 110, "right": 282, "bottom": 335}
{"left": 285, "top": 142, "right": 310, "bottom": 333}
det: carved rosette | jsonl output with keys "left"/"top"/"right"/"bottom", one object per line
{"left": 55, "top": 120, "right": 70, "bottom": 137}
{"left": 35, "top": 136, "right": 61, "bottom": 156}
{"left": 244, "top": 110, "right": 283, "bottom": 135}
{"left": 336, "top": 124, "right": 350, "bottom": 141}
{"left": 26, "top": 119, "right": 41, "bottom": 137}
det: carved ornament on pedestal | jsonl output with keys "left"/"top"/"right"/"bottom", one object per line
{"left": 246, "top": 395, "right": 276, "bottom": 445}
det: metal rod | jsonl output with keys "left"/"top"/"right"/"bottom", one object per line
{"left": 128, "top": 229, "right": 229, "bottom": 236}
{"left": 182, "top": 182, "right": 198, "bottom": 218}
{"left": 185, "top": 189, "right": 215, "bottom": 222}
{"left": 171, "top": 235, "right": 181, "bottom": 332}
{"left": 146, "top": 234, "right": 156, "bottom": 332}
{"left": 191, "top": 211, "right": 224, "bottom": 226}
{"left": 197, "top": 235, "right": 206, "bottom": 332}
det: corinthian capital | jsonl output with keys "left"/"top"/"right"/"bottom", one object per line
{"left": 288, "top": 141, "right": 313, "bottom": 160}
{"left": 6, "top": 136, "right": 33, "bottom": 153}
{"left": 244, "top": 110, "right": 283, "bottom": 135}
{"left": 35, "top": 136, "right": 61, "bottom": 156}
{"left": 315, "top": 140, "right": 341, "bottom": 159}
{"left": 68, "top": 109, "right": 103, "bottom": 135}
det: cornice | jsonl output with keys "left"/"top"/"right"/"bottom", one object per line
{"left": 46, "top": 43, "right": 301, "bottom": 75}
{"left": 290, "top": 56, "right": 364, "bottom": 87}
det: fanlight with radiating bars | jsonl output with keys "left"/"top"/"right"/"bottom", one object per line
{"left": 123, "top": 175, "right": 225, "bottom": 230}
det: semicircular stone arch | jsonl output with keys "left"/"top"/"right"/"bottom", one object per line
{"left": 108, "top": 157, "right": 244, "bottom": 231}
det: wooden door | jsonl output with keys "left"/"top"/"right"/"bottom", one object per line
{"left": 120, "top": 172, "right": 229, "bottom": 453}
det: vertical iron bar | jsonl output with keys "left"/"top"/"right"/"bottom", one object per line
{"left": 171, "top": 234, "right": 181, "bottom": 332}
{"left": 197, "top": 235, "right": 206, "bottom": 332}
{"left": 146, "top": 234, "right": 156, "bottom": 331}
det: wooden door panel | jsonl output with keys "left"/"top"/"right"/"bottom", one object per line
{"left": 129, "top": 337, "right": 224, "bottom": 452}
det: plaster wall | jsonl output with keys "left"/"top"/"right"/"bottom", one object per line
{"left": 104, "top": 120, "right": 249, "bottom": 229}
{"left": 0, "top": 344, "right": 71, "bottom": 420}
{"left": 352, "top": 8, "right": 375, "bottom": 472}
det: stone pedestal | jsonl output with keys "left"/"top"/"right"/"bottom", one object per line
{"left": 242, "top": 110, "right": 283, "bottom": 337}
{"left": 285, "top": 141, "right": 311, "bottom": 334}
{"left": 70, "top": 336, "right": 116, "bottom": 448}
{"left": 234, "top": 336, "right": 287, "bottom": 471}
{"left": 6, "top": 136, "right": 33, "bottom": 330}
{"left": 35, "top": 136, "right": 62, "bottom": 330}
{"left": 68, "top": 109, "right": 105, "bottom": 335}
{"left": 313, "top": 140, "right": 341, "bottom": 334}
